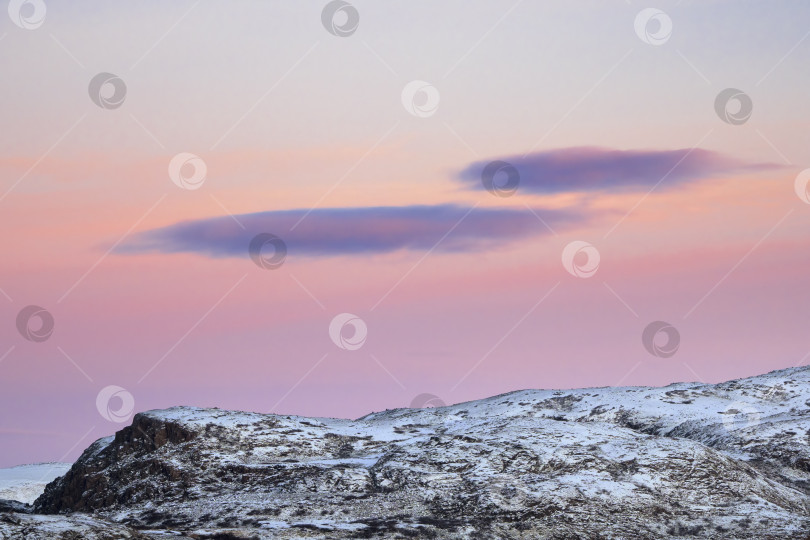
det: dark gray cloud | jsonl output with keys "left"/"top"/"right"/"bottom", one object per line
{"left": 119, "top": 204, "right": 588, "bottom": 259}
{"left": 459, "top": 147, "right": 780, "bottom": 194}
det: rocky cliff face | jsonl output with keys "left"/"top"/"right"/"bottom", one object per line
{"left": 2, "top": 366, "right": 810, "bottom": 539}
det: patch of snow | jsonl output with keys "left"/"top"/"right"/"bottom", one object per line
{"left": 0, "top": 462, "right": 71, "bottom": 504}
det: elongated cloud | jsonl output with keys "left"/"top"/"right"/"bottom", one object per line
{"left": 119, "top": 204, "right": 586, "bottom": 259}
{"left": 459, "top": 147, "right": 780, "bottom": 194}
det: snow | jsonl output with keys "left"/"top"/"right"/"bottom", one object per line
{"left": 0, "top": 462, "right": 71, "bottom": 504}
{"left": 6, "top": 365, "right": 809, "bottom": 538}
{"left": 301, "top": 455, "right": 383, "bottom": 468}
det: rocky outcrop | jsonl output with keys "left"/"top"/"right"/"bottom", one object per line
{"left": 4, "top": 366, "right": 810, "bottom": 538}
{"left": 0, "top": 499, "right": 29, "bottom": 514}
{"left": 35, "top": 413, "right": 198, "bottom": 513}
{"left": 0, "top": 511, "right": 151, "bottom": 539}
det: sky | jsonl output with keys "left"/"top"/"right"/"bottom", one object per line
{"left": 1, "top": 0, "right": 810, "bottom": 467}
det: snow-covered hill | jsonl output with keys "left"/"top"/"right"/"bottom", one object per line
{"left": 2, "top": 366, "right": 810, "bottom": 538}
{"left": 0, "top": 463, "right": 70, "bottom": 505}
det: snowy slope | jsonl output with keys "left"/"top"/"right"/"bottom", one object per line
{"left": 3, "top": 366, "right": 809, "bottom": 538}
{"left": 0, "top": 463, "right": 71, "bottom": 504}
